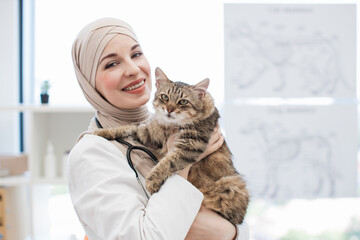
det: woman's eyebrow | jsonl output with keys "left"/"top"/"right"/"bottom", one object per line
{"left": 131, "top": 44, "right": 140, "bottom": 51}
{"left": 99, "top": 53, "right": 117, "bottom": 64}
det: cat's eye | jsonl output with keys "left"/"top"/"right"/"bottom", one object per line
{"left": 160, "top": 94, "right": 169, "bottom": 101}
{"left": 178, "top": 99, "right": 189, "bottom": 105}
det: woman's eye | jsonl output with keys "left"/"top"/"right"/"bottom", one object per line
{"left": 179, "top": 99, "right": 188, "bottom": 105}
{"left": 160, "top": 94, "right": 169, "bottom": 101}
{"left": 132, "top": 52, "right": 143, "bottom": 58}
{"left": 105, "top": 61, "right": 117, "bottom": 69}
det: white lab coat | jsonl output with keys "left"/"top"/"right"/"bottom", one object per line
{"left": 67, "top": 134, "right": 249, "bottom": 240}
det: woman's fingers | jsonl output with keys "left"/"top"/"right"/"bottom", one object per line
{"left": 197, "top": 122, "right": 224, "bottom": 161}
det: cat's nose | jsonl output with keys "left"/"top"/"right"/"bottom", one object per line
{"left": 167, "top": 107, "right": 175, "bottom": 113}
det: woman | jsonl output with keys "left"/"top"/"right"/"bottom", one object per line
{"left": 68, "top": 17, "right": 249, "bottom": 240}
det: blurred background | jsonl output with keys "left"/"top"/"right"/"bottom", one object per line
{"left": 0, "top": 0, "right": 359, "bottom": 239}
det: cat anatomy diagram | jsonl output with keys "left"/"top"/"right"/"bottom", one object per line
{"left": 239, "top": 120, "right": 338, "bottom": 199}
{"left": 224, "top": 4, "right": 356, "bottom": 98}
{"left": 225, "top": 105, "right": 357, "bottom": 200}
{"left": 223, "top": 4, "right": 357, "bottom": 200}
{"left": 226, "top": 24, "right": 349, "bottom": 95}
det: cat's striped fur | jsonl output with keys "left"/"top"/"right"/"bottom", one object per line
{"left": 95, "top": 67, "right": 249, "bottom": 224}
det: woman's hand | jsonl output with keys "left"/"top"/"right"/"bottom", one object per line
{"left": 185, "top": 205, "right": 237, "bottom": 240}
{"left": 198, "top": 122, "right": 224, "bottom": 161}
{"left": 168, "top": 123, "right": 224, "bottom": 179}
{"left": 166, "top": 123, "right": 224, "bottom": 156}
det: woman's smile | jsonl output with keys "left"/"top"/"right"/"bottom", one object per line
{"left": 95, "top": 34, "right": 152, "bottom": 109}
{"left": 122, "top": 78, "right": 146, "bottom": 92}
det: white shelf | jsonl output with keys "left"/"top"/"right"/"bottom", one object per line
{"left": 0, "top": 105, "right": 95, "bottom": 239}
{"left": 0, "top": 103, "right": 94, "bottom": 112}
{"left": 1, "top": 105, "right": 95, "bottom": 181}
{"left": 0, "top": 175, "right": 30, "bottom": 186}
{"left": 0, "top": 176, "right": 68, "bottom": 186}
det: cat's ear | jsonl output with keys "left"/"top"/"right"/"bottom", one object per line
{"left": 155, "top": 67, "right": 171, "bottom": 88}
{"left": 194, "top": 78, "right": 209, "bottom": 99}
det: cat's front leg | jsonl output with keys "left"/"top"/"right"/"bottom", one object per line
{"left": 94, "top": 125, "right": 137, "bottom": 140}
{"left": 146, "top": 150, "right": 196, "bottom": 194}
{"left": 146, "top": 160, "right": 171, "bottom": 194}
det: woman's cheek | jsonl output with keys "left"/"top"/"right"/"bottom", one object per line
{"left": 100, "top": 72, "right": 121, "bottom": 91}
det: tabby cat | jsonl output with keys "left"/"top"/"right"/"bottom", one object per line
{"left": 95, "top": 67, "right": 249, "bottom": 224}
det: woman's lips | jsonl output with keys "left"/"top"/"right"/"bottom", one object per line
{"left": 122, "top": 78, "right": 146, "bottom": 94}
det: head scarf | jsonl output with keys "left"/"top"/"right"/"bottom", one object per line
{"left": 72, "top": 17, "right": 151, "bottom": 129}
{"left": 72, "top": 18, "right": 155, "bottom": 178}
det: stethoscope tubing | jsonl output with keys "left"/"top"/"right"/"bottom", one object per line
{"left": 95, "top": 118, "right": 158, "bottom": 199}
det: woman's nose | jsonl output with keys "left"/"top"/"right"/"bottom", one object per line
{"left": 124, "top": 60, "right": 140, "bottom": 77}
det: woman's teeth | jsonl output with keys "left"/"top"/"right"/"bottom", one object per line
{"left": 123, "top": 80, "right": 145, "bottom": 91}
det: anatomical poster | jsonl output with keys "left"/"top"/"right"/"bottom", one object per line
{"left": 224, "top": 4, "right": 356, "bottom": 98}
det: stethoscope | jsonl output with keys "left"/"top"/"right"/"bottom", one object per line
{"left": 95, "top": 117, "right": 158, "bottom": 199}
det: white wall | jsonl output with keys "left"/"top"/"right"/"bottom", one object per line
{"left": 33, "top": 0, "right": 225, "bottom": 107}
{"left": 0, "top": 0, "right": 20, "bottom": 153}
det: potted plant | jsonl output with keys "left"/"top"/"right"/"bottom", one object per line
{"left": 40, "top": 80, "right": 51, "bottom": 104}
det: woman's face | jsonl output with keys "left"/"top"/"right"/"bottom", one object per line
{"left": 95, "top": 34, "right": 152, "bottom": 109}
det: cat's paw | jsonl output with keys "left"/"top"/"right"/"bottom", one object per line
{"left": 94, "top": 129, "right": 114, "bottom": 140}
{"left": 94, "top": 129, "right": 107, "bottom": 138}
{"left": 146, "top": 173, "right": 165, "bottom": 194}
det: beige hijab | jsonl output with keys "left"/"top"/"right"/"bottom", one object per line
{"left": 72, "top": 18, "right": 155, "bottom": 177}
